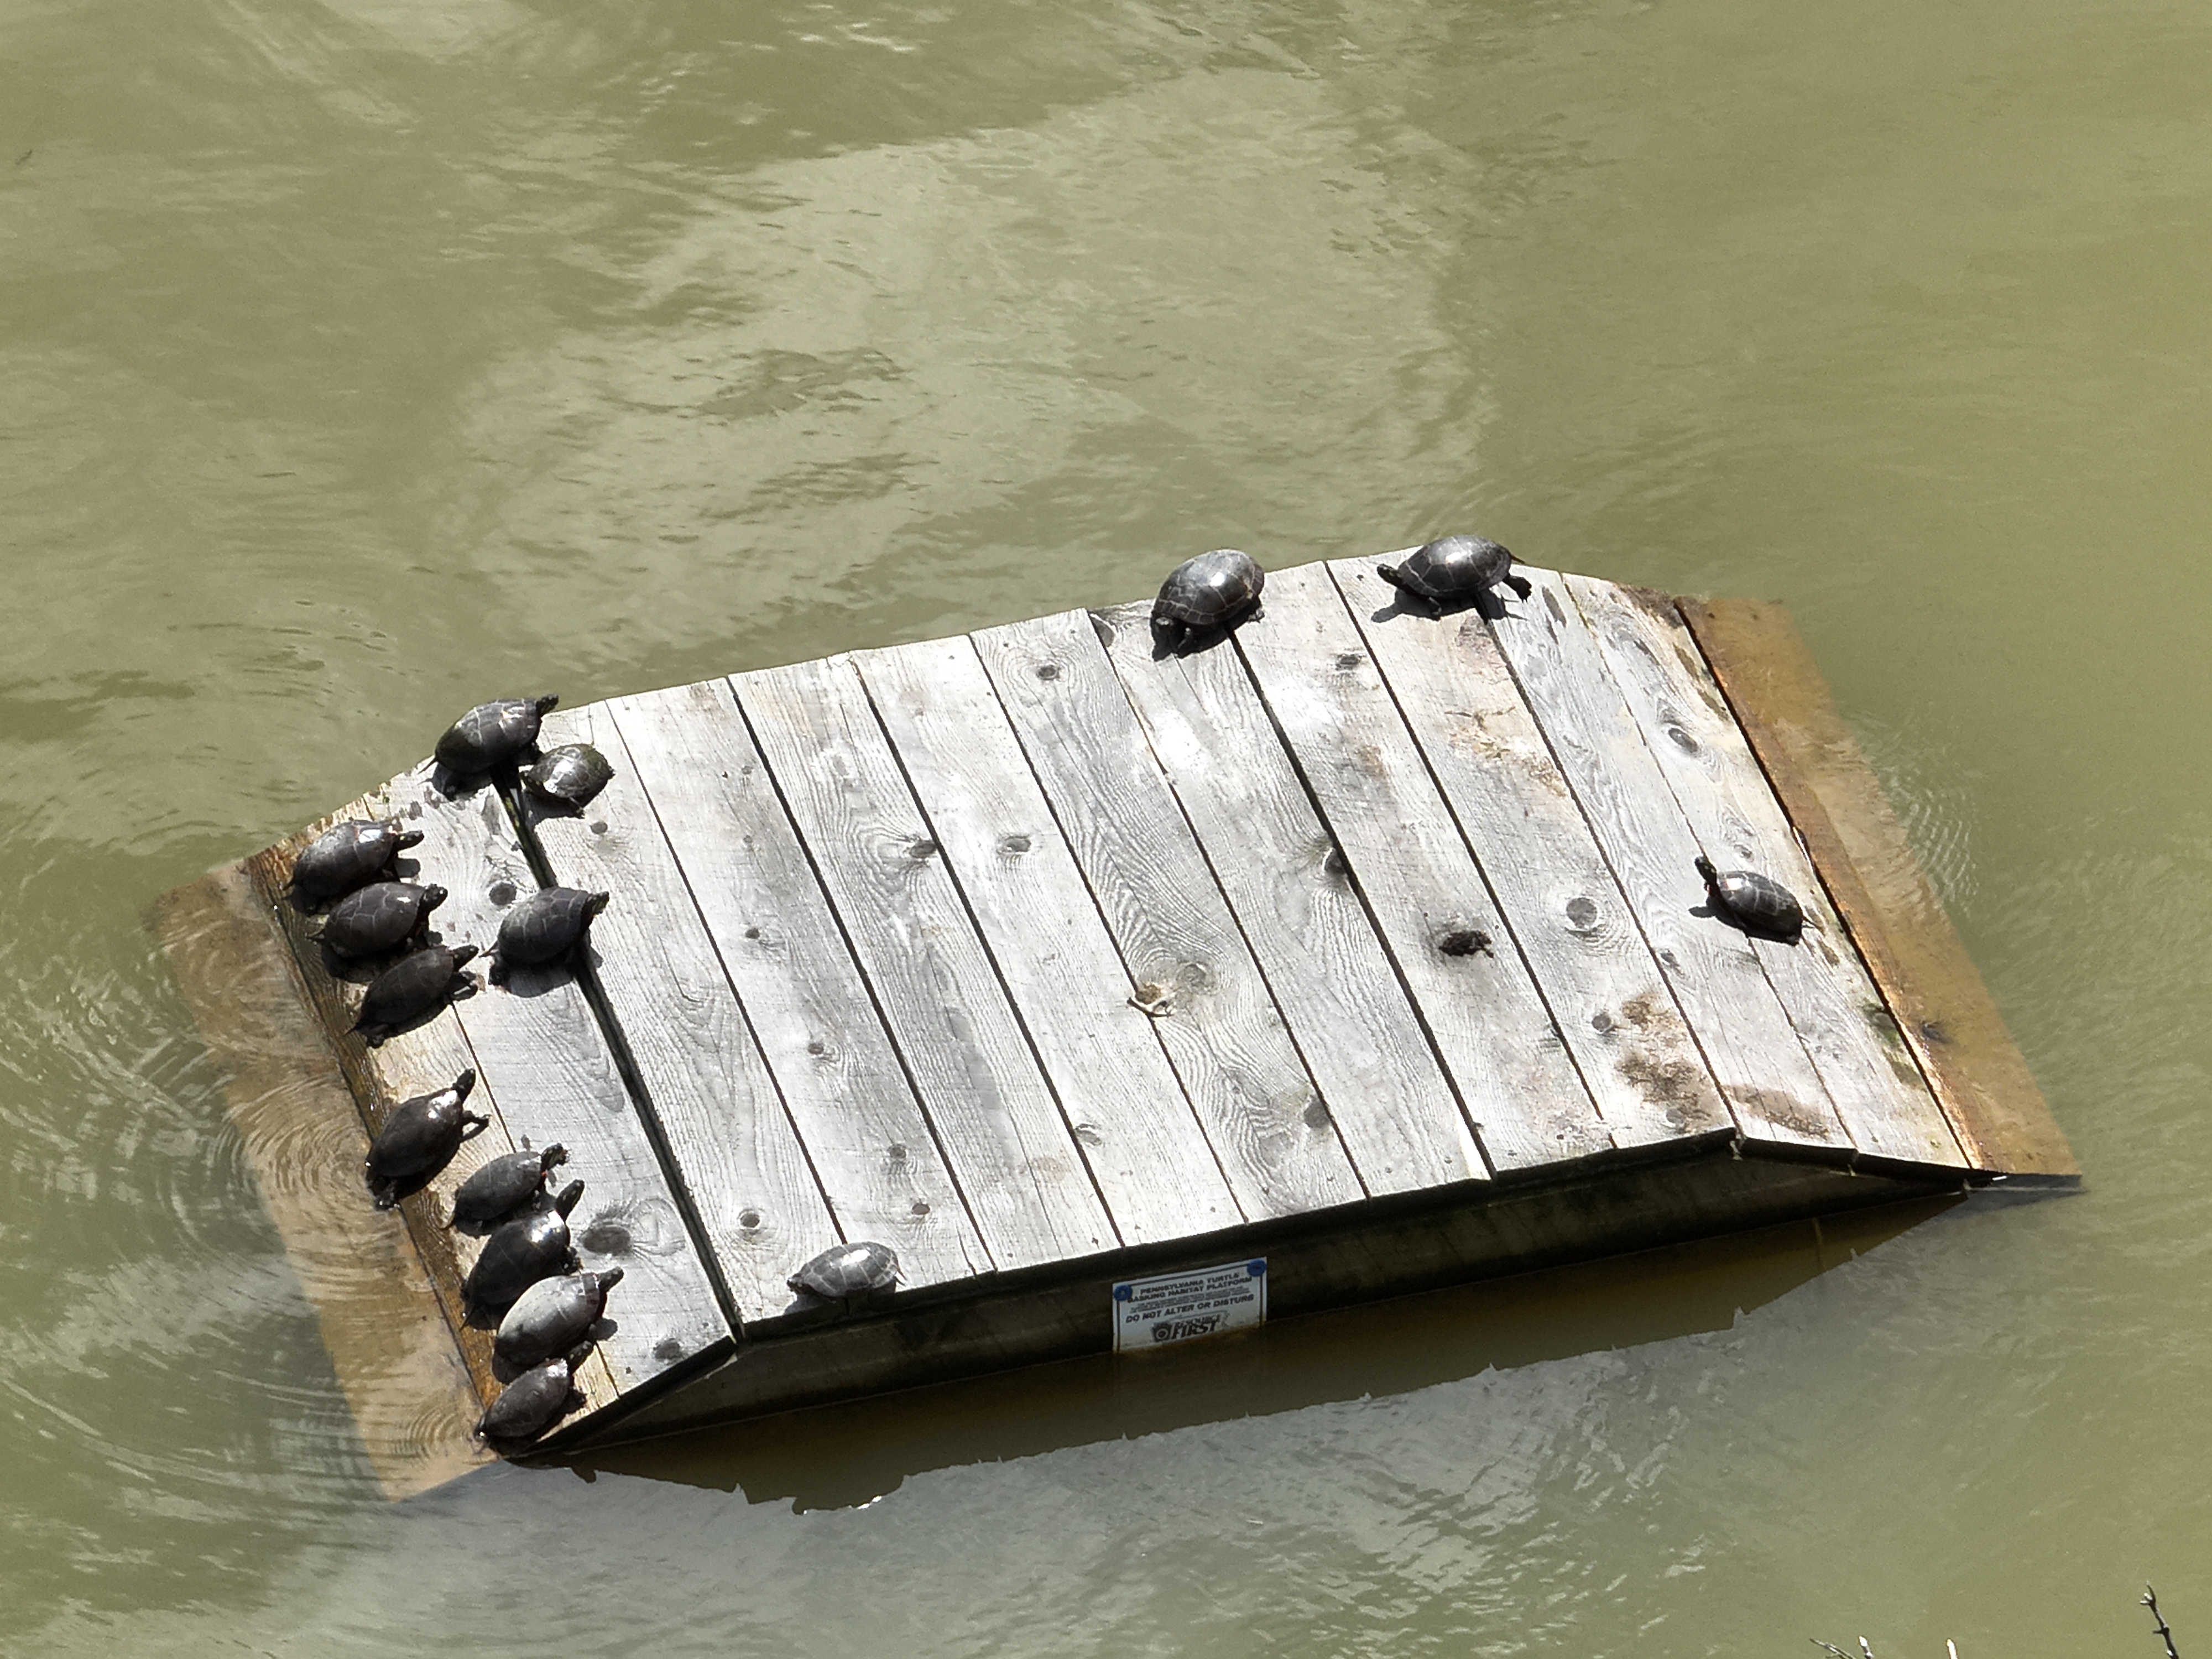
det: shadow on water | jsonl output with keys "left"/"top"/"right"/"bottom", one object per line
{"left": 567, "top": 1194, "right": 1959, "bottom": 1510}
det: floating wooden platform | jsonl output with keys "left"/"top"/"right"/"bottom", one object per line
{"left": 151, "top": 555, "right": 2076, "bottom": 1495}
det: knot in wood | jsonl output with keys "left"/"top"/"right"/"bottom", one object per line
{"left": 738, "top": 1209, "right": 763, "bottom": 1230}
{"left": 1035, "top": 662, "right": 1061, "bottom": 681}
{"left": 1000, "top": 833, "right": 1031, "bottom": 855}
{"left": 906, "top": 836, "right": 938, "bottom": 860}
{"left": 488, "top": 880, "right": 517, "bottom": 906}
{"left": 1564, "top": 895, "right": 1600, "bottom": 931}
{"left": 1436, "top": 926, "right": 1491, "bottom": 957}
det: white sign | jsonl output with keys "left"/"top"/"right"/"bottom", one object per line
{"left": 1112, "top": 1258, "right": 1267, "bottom": 1352}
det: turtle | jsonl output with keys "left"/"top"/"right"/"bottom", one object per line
{"left": 495, "top": 1267, "right": 626, "bottom": 1370}
{"left": 288, "top": 818, "right": 423, "bottom": 906}
{"left": 488, "top": 888, "right": 609, "bottom": 984}
{"left": 363, "top": 1069, "right": 487, "bottom": 1208}
{"left": 1151, "top": 550, "right": 1265, "bottom": 651}
{"left": 463, "top": 1178, "right": 586, "bottom": 1312}
{"left": 319, "top": 881, "right": 447, "bottom": 961}
{"left": 1694, "top": 855, "right": 1804, "bottom": 941}
{"left": 1375, "top": 534, "right": 1531, "bottom": 612}
{"left": 477, "top": 1342, "right": 594, "bottom": 1446}
{"left": 435, "top": 695, "right": 560, "bottom": 780}
{"left": 787, "top": 1240, "right": 899, "bottom": 1313}
{"left": 522, "top": 744, "right": 614, "bottom": 810}
{"left": 450, "top": 1143, "right": 569, "bottom": 1230}
{"left": 351, "top": 943, "right": 479, "bottom": 1046}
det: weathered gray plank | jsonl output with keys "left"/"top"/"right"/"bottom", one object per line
{"left": 1094, "top": 602, "right": 1486, "bottom": 1194}
{"left": 974, "top": 611, "right": 1363, "bottom": 1219}
{"left": 523, "top": 702, "right": 901, "bottom": 1320}
{"left": 1234, "top": 564, "right": 1613, "bottom": 1172}
{"left": 1484, "top": 567, "right": 1850, "bottom": 1149}
{"left": 1330, "top": 559, "right": 1728, "bottom": 1147}
{"left": 856, "top": 637, "right": 1243, "bottom": 1243}
{"left": 1563, "top": 578, "right": 1968, "bottom": 1168}
{"left": 732, "top": 657, "right": 1119, "bottom": 1266}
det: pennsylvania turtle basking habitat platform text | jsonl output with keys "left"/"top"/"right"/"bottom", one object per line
{"left": 149, "top": 550, "right": 2077, "bottom": 1495}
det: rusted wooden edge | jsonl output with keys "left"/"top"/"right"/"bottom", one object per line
{"left": 146, "top": 863, "right": 494, "bottom": 1499}
{"left": 1674, "top": 596, "right": 2079, "bottom": 1181}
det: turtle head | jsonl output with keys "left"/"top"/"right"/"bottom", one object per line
{"left": 587, "top": 891, "right": 612, "bottom": 917}
{"left": 384, "top": 821, "right": 426, "bottom": 851}
{"left": 531, "top": 694, "right": 561, "bottom": 716}
{"left": 421, "top": 884, "right": 449, "bottom": 912}
{"left": 1693, "top": 855, "right": 1718, "bottom": 884}
{"left": 561, "top": 1341, "right": 596, "bottom": 1372}
{"left": 447, "top": 1067, "right": 478, "bottom": 1104}
{"left": 594, "top": 1265, "right": 625, "bottom": 1294}
{"left": 1375, "top": 561, "right": 1404, "bottom": 589}
{"left": 539, "top": 1143, "right": 570, "bottom": 1174}
{"left": 553, "top": 1178, "right": 586, "bottom": 1217}
{"left": 447, "top": 943, "right": 481, "bottom": 969}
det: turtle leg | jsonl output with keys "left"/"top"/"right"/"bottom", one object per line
{"left": 1502, "top": 573, "right": 1532, "bottom": 600}
{"left": 486, "top": 953, "right": 509, "bottom": 987}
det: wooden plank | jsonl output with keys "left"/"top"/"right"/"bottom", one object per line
{"left": 1679, "top": 596, "right": 2079, "bottom": 1177}
{"left": 576, "top": 691, "right": 990, "bottom": 1288}
{"left": 1484, "top": 566, "right": 1851, "bottom": 1150}
{"left": 974, "top": 611, "right": 1363, "bottom": 1219}
{"left": 855, "top": 638, "right": 1242, "bottom": 1243}
{"left": 148, "top": 865, "right": 491, "bottom": 1499}
{"left": 1093, "top": 602, "right": 1485, "bottom": 1194}
{"left": 1330, "top": 559, "right": 1730, "bottom": 1148}
{"left": 1234, "top": 564, "right": 1613, "bottom": 1172}
{"left": 1567, "top": 578, "right": 1968, "bottom": 1169}
{"left": 732, "top": 658, "right": 1119, "bottom": 1266}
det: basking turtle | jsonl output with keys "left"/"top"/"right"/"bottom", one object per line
{"left": 522, "top": 744, "right": 614, "bottom": 810}
{"left": 1151, "top": 550, "right": 1265, "bottom": 651}
{"left": 435, "top": 695, "right": 560, "bottom": 780}
{"left": 1695, "top": 855, "right": 1804, "bottom": 941}
{"left": 477, "top": 1342, "right": 594, "bottom": 1446}
{"left": 320, "top": 881, "right": 446, "bottom": 961}
{"left": 464, "top": 1179, "right": 586, "bottom": 1312}
{"left": 488, "top": 888, "right": 609, "bottom": 984}
{"left": 1376, "top": 535, "right": 1531, "bottom": 612}
{"left": 288, "top": 818, "right": 423, "bottom": 906}
{"left": 450, "top": 1143, "right": 568, "bottom": 1230}
{"left": 787, "top": 1240, "right": 899, "bottom": 1313}
{"left": 495, "top": 1267, "right": 626, "bottom": 1370}
{"left": 351, "top": 943, "right": 479, "bottom": 1046}
{"left": 364, "top": 1069, "right": 486, "bottom": 1208}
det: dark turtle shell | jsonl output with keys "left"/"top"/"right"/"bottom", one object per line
{"left": 488, "top": 888, "right": 609, "bottom": 984}
{"left": 787, "top": 1240, "right": 899, "bottom": 1308}
{"left": 450, "top": 1143, "right": 568, "bottom": 1229}
{"left": 1376, "top": 535, "right": 1531, "bottom": 606}
{"left": 364, "top": 1070, "right": 486, "bottom": 1207}
{"left": 352, "top": 943, "right": 479, "bottom": 1046}
{"left": 477, "top": 1342, "right": 593, "bottom": 1446}
{"left": 1695, "top": 856, "right": 1804, "bottom": 940}
{"left": 495, "top": 1267, "right": 625, "bottom": 1370}
{"left": 435, "top": 695, "right": 559, "bottom": 779}
{"left": 1151, "top": 550, "right": 1265, "bottom": 648}
{"left": 464, "top": 1180, "right": 585, "bottom": 1312}
{"left": 288, "top": 818, "right": 423, "bottom": 905}
{"left": 523, "top": 744, "right": 614, "bottom": 809}
{"left": 321, "top": 881, "right": 446, "bottom": 961}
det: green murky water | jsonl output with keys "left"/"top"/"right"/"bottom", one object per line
{"left": 5, "top": 0, "right": 2208, "bottom": 1650}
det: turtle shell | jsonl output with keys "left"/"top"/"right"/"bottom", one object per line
{"left": 322, "top": 881, "right": 446, "bottom": 961}
{"left": 435, "top": 695, "right": 559, "bottom": 778}
{"left": 523, "top": 744, "right": 614, "bottom": 809}
{"left": 477, "top": 1343, "right": 593, "bottom": 1446}
{"left": 787, "top": 1240, "right": 899, "bottom": 1306}
{"left": 489, "top": 888, "right": 608, "bottom": 983}
{"left": 1697, "top": 857, "right": 1804, "bottom": 939}
{"left": 450, "top": 1144, "right": 568, "bottom": 1229}
{"left": 289, "top": 818, "right": 422, "bottom": 904}
{"left": 495, "top": 1267, "right": 624, "bottom": 1370}
{"left": 352, "top": 943, "right": 479, "bottom": 1045}
{"left": 1378, "top": 535, "right": 1515, "bottom": 601}
{"left": 364, "top": 1070, "right": 484, "bottom": 1205}
{"left": 464, "top": 1180, "right": 585, "bottom": 1312}
{"left": 1151, "top": 550, "right": 1265, "bottom": 643}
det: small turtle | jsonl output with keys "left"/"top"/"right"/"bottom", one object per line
{"left": 1695, "top": 855, "right": 1804, "bottom": 941}
{"left": 364, "top": 1069, "right": 487, "bottom": 1208}
{"left": 1151, "top": 550, "right": 1266, "bottom": 651}
{"left": 488, "top": 888, "right": 609, "bottom": 984}
{"left": 495, "top": 1267, "right": 626, "bottom": 1370}
{"left": 787, "top": 1240, "right": 899, "bottom": 1313}
{"left": 288, "top": 818, "right": 423, "bottom": 906}
{"left": 1376, "top": 534, "right": 1531, "bottom": 612}
{"left": 351, "top": 943, "right": 479, "bottom": 1046}
{"left": 522, "top": 744, "right": 614, "bottom": 810}
{"left": 450, "top": 1143, "right": 568, "bottom": 1230}
{"left": 477, "top": 1342, "right": 594, "bottom": 1446}
{"left": 464, "top": 1178, "right": 586, "bottom": 1312}
{"left": 435, "top": 695, "right": 560, "bottom": 780}
{"left": 319, "top": 881, "right": 447, "bottom": 961}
